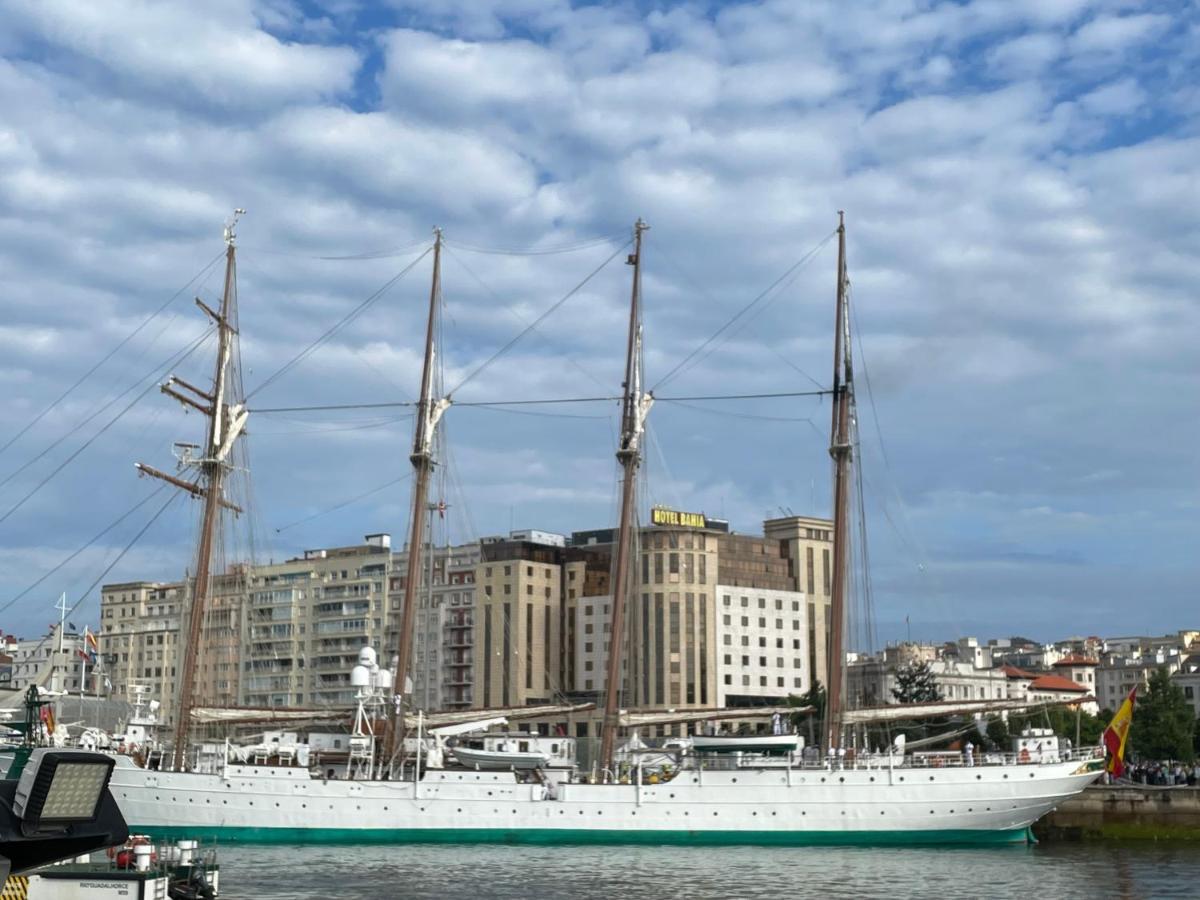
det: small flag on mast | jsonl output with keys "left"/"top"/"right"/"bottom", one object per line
{"left": 1102, "top": 685, "right": 1137, "bottom": 777}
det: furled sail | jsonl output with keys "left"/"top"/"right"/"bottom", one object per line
{"left": 841, "top": 696, "right": 1090, "bottom": 726}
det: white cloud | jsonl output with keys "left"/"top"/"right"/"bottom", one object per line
{"left": 0, "top": 0, "right": 1196, "bottom": 641}
{"left": 0, "top": 0, "right": 360, "bottom": 105}
{"left": 1068, "top": 12, "right": 1171, "bottom": 56}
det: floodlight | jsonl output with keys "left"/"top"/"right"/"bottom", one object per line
{"left": 13, "top": 750, "right": 115, "bottom": 833}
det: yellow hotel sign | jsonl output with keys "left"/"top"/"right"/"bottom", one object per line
{"left": 651, "top": 508, "right": 707, "bottom": 529}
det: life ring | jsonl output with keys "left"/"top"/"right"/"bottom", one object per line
{"left": 1019, "top": 748, "right": 1031, "bottom": 763}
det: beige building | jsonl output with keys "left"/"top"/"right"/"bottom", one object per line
{"left": 100, "top": 581, "right": 184, "bottom": 721}
{"left": 472, "top": 533, "right": 581, "bottom": 709}
{"left": 101, "top": 533, "right": 467, "bottom": 725}
{"left": 569, "top": 511, "right": 815, "bottom": 732}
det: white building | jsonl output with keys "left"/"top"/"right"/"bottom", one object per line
{"left": 715, "top": 585, "right": 809, "bottom": 706}
{"left": 1027, "top": 673, "right": 1096, "bottom": 716}
{"left": 10, "top": 629, "right": 96, "bottom": 693}
{"left": 1051, "top": 655, "right": 1098, "bottom": 691}
{"left": 1172, "top": 653, "right": 1200, "bottom": 718}
{"left": 1096, "top": 651, "right": 1184, "bottom": 713}
{"left": 572, "top": 594, "right": 614, "bottom": 695}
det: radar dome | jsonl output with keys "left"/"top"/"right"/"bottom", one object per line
{"left": 358, "top": 647, "right": 378, "bottom": 667}
{"left": 350, "top": 665, "right": 371, "bottom": 688}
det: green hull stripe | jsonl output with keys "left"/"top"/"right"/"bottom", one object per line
{"left": 136, "top": 824, "right": 1032, "bottom": 847}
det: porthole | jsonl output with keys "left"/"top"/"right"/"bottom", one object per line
{"left": 839, "top": 777, "right": 845, "bottom": 783}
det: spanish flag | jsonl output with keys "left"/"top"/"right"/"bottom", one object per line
{"left": 1102, "top": 686, "right": 1137, "bottom": 777}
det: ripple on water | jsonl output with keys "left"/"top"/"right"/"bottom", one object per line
{"left": 216, "top": 841, "right": 1200, "bottom": 900}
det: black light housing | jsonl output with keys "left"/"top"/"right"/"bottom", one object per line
{"left": 14, "top": 750, "right": 116, "bottom": 833}
{"left": 0, "top": 749, "right": 128, "bottom": 880}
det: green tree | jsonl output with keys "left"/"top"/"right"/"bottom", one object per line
{"left": 789, "top": 682, "right": 824, "bottom": 746}
{"left": 891, "top": 660, "right": 942, "bottom": 704}
{"left": 1130, "top": 668, "right": 1196, "bottom": 762}
{"left": 985, "top": 717, "right": 1010, "bottom": 750}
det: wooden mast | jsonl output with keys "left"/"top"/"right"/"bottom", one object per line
{"left": 599, "top": 218, "right": 651, "bottom": 778}
{"left": 138, "top": 209, "right": 248, "bottom": 771}
{"left": 823, "top": 211, "right": 852, "bottom": 755}
{"left": 384, "top": 228, "right": 446, "bottom": 771}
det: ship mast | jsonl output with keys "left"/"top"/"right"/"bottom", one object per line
{"left": 822, "top": 211, "right": 853, "bottom": 755}
{"left": 137, "top": 209, "right": 249, "bottom": 771}
{"left": 599, "top": 218, "right": 652, "bottom": 778}
{"left": 385, "top": 228, "right": 448, "bottom": 771}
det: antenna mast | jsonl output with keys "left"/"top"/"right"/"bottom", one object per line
{"left": 385, "top": 228, "right": 448, "bottom": 771}
{"left": 823, "top": 211, "right": 853, "bottom": 755}
{"left": 137, "top": 209, "right": 248, "bottom": 771}
{"left": 599, "top": 218, "right": 652, "bottom": 777}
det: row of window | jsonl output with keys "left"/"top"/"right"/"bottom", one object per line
{"left": 722, "top": 654, "right": 803, "bottom": 669}
{"left": 722, "top": 595, "right": 801, "bottom": 611}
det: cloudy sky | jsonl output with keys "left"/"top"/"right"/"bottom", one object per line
{"left": 0, "top": 0, "right": 1196, "bottom": 646}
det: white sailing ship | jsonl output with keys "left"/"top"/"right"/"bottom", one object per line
{"left": 107, "top": 213, "right": 1105, "bottom": 844}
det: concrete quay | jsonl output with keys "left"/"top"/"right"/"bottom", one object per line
{"left": 1036, "top": 785, "right": 1200, "bottom": 841}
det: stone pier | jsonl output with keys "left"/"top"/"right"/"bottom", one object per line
{"left": 1036, "top": 785, "right": 1200, "bottom": 841}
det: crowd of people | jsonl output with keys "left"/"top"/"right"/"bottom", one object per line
{"left": 1120, "top": 761, "right": 1200, "bottom": 786}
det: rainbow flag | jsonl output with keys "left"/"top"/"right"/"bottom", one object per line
{"left": 1102, "top": 686, "right": 1137, "bottom": 777}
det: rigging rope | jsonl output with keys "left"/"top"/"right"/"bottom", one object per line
{"left": 0, "top": 484, "right": 169, "bottom": 616}
{"left": 651, "top": 231, "right": 837, "bottom": 392}
{"left": 0, "top": 250, "right": 225, "bottom": 461}
{"left": 247, "top": 389, "right": 831, "bottom": 414}
{"left": 245, "top": 247, "right": 431, "bottom": 401}
{"left": 0, "top": 324, "right": 216, "bottom": 493}
{"left": 11, "top": 489, "right": 182, "bottom": 665}
{"left": 0, "top": 327, "right": 215, "bottom": 525}
{"left": 443, "top": 245, "right": 613, "bottom": 393}
{"left": 446, "top": 239, "right": 632, "bottom": 397}
{"left": 273, "top": 472, "right": 413, "bottom": 534}
{"left": 446, "top": 233, "right": 625, "bottom": 256}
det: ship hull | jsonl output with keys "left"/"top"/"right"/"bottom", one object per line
{"left": 109, "top": 757, "right": 1102, "bottom": 847}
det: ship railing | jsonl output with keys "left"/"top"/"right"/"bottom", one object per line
{"left": 677, "top": 745, "right": 1103, "bottom": 773}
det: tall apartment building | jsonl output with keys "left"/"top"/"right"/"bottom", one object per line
{"left": 102, "top": 531, "right": 504, "bottom": 725}
{"left": 472, "top": 533, "right": 574, "bottom": 709}
{"left": 567, "top": 510, "right": 812, "bottom": 737}
{"left": 100, "top": 581, "right": 184, "bottom": 719}
{"left": 762, "top": 516, "right": 833, "bottom": 694}
{"left": 394, "top": 539, "right": 481, "bottom": 711}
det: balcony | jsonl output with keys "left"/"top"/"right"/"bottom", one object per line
{"left": 446, "top": 674, "right": 473, "bottom": 686}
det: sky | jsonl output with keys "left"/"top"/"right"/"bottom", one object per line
{"left": 0, "top": 0, "right": 1196, "bottom": 646}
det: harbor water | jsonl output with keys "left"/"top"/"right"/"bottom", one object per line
{"left": 218, "top": 842, "right": 1200, "bottom": 899}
